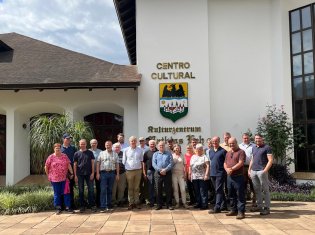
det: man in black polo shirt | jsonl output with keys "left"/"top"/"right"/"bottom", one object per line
{"left": 142, "top": 140, "right": 158, "bottom": 207}
{"left": 74, "top": 139, "right": 96, "bottom": 212}
{"left": 248, "top": 134, "right": 273, "bottom": 215}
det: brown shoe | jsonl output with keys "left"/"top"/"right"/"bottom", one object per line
{"left": 236, "top": 212, "right": 245, "bottom": 219}
{"left": 226, "top": 211, "right": 238, "bottom": 216}
{"left": 127, "top": 204, "right": 134, "bottom": 210}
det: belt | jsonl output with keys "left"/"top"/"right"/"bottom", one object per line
{"left": 101, "top": 170, "right": 115, "bottom": 173}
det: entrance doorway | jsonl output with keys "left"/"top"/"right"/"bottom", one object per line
{"left": 84, "top": 112, "right": 123, "bottom": 150}
{"left": 0, "top": 115, "right": 6, "bottom": 175}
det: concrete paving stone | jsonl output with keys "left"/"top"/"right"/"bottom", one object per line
{"left": 150, "top": 219, "right": 174, "bottom": 225}
{"left": 46, "top": 226, "right": 76, "bottom": 234}
{"left": 32, "top": 221, "right": 61, "bottom": 229}
{"left": 174, "top": 224, "right": 201, "bottom": 232}
{"left": 224, "top": 224, "right": 255, "bottom": 231}
{"left": 176, "top": 231, "right": 204, "bottom": 235}
{"left": 229, "top": 231, "right": 260, "bottom": 235}
{"left": 108, "top": 215, "right": 130, "bottom": 221}
{"left": 97, "top": 232, "right": 122, "bottom": 235}
{"left": 283, "top": 230, "right": 315, "bottom": 235}
{"left": 81, "top": 221, "right": 105, "bottom": 228}
{"left": 151, "top": 214, "right": 172, "bottom": 220}
{"left": 129, "top": 214, "right": 150, "bottom": 220}
{"left": 242, "top": 219, "right": 268, "bottom": 224}
{"left": 73, "top": 226, "right": 100, "bottom": 234}
{"left": 150, "top": 224, "right": 176, "bottom": 232}
{"left": 172, "top": 214, "right": 194, "bottom": 220}
{"left": 199, "top": 224, "right": 226, "bottom": 231}
{"left": 123, "top": 233, "right": 149, "bottom": 235}
{"left": 150, "top": 232, "right": 176, "bottom": 235}
{"left": 20, "top": 216, "right": 47, "bottom": 223}
{"left": 203, "top": 230, "right": 231, "bottom": 235}
{"left": 11, "top": 222, "right": 36, "bottom": 229}
{"left": 171, "top": 210, "right": 191, "bottom": 214}
{"left": 218, "top": 219, "right": 246, "bottom": 225}
{"left": 98, "top": 226, "right": 125, "bottom": 233}
{"left": 0, "top": 222, "right": 15, "bottom": 229}
{"left": 21, "top": 227, "right": 53, "bottom": 234}
{"left": 272, "top": 222, "right": 306, "bottom": 230}
{"left": 173, "top": 219, "right": 198, "bottom": 225}
{"left": 104, "top": 220, "right": 128, "bottom": 227}
{"left": 43, "top": 214, "right": 68, "bottom": 222}
{"left": 298, "top": 223, "right": 315, "bottom": 230}
{"left": 254, "top": 229, "right": 287, "bottom": 235}
{"left": 248, "top": 223, "right": 278, "bottom": 230}
{"left": 0, "top": 228, "right": 29, "bottom": 235}
{"left": 151, "top": 210, "right": 172, "bottom": 214}
{"left": 86, "top": 214, "right": 110, "bottom": 222}
{"left": 127, "top": 220, "right": 151, "bottom": 225}
{"left": 124, "top": 224, "right": 150, "bottom": 233}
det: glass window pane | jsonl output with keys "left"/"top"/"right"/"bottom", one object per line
{"left": 291, "top": 10, "right": 300, "bottom": 32}
{"left": 293, "top": 77, "right": 303, "bottom": 99}
{"left": 295, "top": 148, "right": 307, "bottom": 171}
{"left": 305, "top": 75, "right": 314, "bottom": 97}
{"left": 294, "top": 100, "right": 304, "bottom": 120}
{"left": 293, "top": 55, "right": 302, "bottom": 76}
{"left": 302, "top": 7, "right": 311, "bottom": 29}
{"left": 307, "top": 123, "right": 315, "bottom": 144}
{"left": 309, "top": 149, "right": 315, "bottom": 171}
{"left": 306, "top": 99, "right": 315, "bottom": 119}
{"left": 303, "top": 29, "right": 313, "bottom": 51}
{"left": 304, "top": 52, "right": 314, "bottom": 74}
{"left": 292, "top": 32, "right": 302, "bottom": 54}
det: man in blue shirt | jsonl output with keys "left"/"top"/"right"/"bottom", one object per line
{"left": 208, "top": 136, "right": 227, "bottom": 213}
{"left": 61, "top": 133, "right": 76, "bottom": 209}
{"left": 152, "top": 141, "right": 173, "bottom": 210}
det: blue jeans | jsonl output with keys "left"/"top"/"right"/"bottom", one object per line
{"left": 100, "top": 171, "right": 115, "bottom": 209}
{"left": 147, "top": 170, "right": 155, "bottom": 204}
{"left": 227, "top": 175, "right": 245, "bottom": 213}
{"left": 51, "top": 181, "right": 71, "bottom": 208}
{"left": 211, "top": 175, "right": 227, "bottom": 211}
{"left": 192, "top": 179, "right": 208, "bottom": 208}
{"left": 77, "top": 175, "right": 95, "bottom": 208}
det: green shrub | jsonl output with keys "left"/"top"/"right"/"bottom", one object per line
{"left": 271, "top": 192, "right": 315, "bottom": 202}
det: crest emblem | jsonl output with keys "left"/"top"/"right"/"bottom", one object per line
{"left": 159, "top": 83, "right": 188, "bottom": 122}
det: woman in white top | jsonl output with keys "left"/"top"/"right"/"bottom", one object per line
{"left": 172, "top": 144, "right": 188, "bottom": 209}
{"left": 189, "top": 144, "right": 210, "bottom": 210}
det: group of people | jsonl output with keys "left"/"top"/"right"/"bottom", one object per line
{"left": 44, "top": 132, "right": 273, "bottom": 220}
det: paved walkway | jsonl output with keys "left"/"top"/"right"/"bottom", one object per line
{"left": 0, "top": 201, "right": 314, "bottom": 234}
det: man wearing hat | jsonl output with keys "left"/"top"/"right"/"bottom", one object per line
{"left": 61, "top": 133, "right": 76, "bottom": 209}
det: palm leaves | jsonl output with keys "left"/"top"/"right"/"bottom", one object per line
{"left": 30, "top": 114, "right": 94, "bottom": 174}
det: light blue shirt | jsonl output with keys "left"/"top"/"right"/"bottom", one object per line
{"left": 152, "top": 151, "right": 173, "bottom": 172}
{"left": 122, "top": 146, "right": 143, "bottom": 170}
{"left": 239, "top": 142, "right": 254, "bottom": 165}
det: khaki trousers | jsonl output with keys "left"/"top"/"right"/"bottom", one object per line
{"left": 112, "top": 172, "right": 127, "bottom": 203}
{"left": 125, "top": 169, "right": 142, "bottom": 205}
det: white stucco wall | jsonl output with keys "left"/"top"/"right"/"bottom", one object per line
{"left": 137, "top": 0, "right": 211, "bottom": 145}
{"left": 0, "top": 88, "right": 138, "bottom": 185}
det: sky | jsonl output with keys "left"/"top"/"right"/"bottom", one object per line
{"left": 0, "top": 0, "right": 129, "bottom": 65}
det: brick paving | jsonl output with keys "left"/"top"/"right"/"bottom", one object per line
{"left": 0, "top": 201, "right": 314, "bottom": 234}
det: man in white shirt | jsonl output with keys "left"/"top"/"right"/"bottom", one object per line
{"left": 122, "top": 136, "right": 144, "bottom": 210}
{"left": 239, "top": 133, "right": 256, "bottom": 207}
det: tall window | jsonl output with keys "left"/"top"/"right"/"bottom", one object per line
{"left": 290, "top": 5, "right": 315, "bottom": 172}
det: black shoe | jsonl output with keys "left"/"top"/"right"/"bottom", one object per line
{"left": 128, "top": 204, "right": 134, "bottom": 210}
{"left": 56, "top": 207, "right": 62, "bottom": 215}
{"left": 79, "top": 207, "right": 85, "bottom": 213}
{"left": 167, "top": 206, "right": 174, "bottom": 210}
{"left": 226, "top": 211, "right": 238, "bottom": 216}
{"left": 208, "top": 208, "right": 221, "bottom": 214}
{"left": 149, "top": 203, "right": 155, "bottom": 208}
{"left": 193, "top": 205, "right": 200, "bottom": 209}
{"left": 200, "top": 206, "right": 208, "bottom": 210}
{"left": 155, "top": 206, "right": 162, "bottom": 210}
{"left": 65, "top": 208, "right": 74, "bottom": 214}
{"left": 220, "top": 207, "right": 228, "bottom": 211}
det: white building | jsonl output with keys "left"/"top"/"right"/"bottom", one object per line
{"left": 0, "top": 0, "right": 314, "bottom": 184}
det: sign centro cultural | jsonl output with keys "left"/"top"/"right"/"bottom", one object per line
{"left": 159, "top": 83, "right": 188, "bottom": 122}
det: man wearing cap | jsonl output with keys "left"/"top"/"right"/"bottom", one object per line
{"left": 61, "top": 133, "right": 76, "bottom": 209}
{"left": 138, "top": 137, "right": 149, "bottom": 153}
{"left": 89, "top": 139, "right": 102, "bottom": 208}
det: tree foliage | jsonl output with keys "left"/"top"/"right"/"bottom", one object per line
{"left": 29, "top": 113, "right": 94, "bottom": 174}
{"left": 256, "top": 105, "right": 305, "bottom": 165}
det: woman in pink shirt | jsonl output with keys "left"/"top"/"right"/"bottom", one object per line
{"left": 45, "top": 143, "right": 74, "bottom": 214}
{"left": 184, "top": 144, "right": 196, "bottom": 205}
